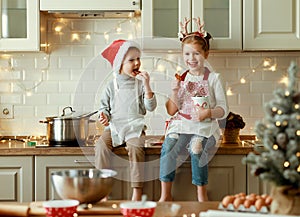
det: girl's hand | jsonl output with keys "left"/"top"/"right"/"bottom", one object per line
{"left": 99, "top": 112, "right": 109, "bottom": 126}
{"left": 171, "top": 79, "right": 181, "bottom": 92}
{"left": 192, "top": 106, "right": 211, "bottom": 122}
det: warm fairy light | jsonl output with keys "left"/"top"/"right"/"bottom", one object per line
{"left": 296, "top": 130, "right": 300, "bottom": 136}
{"left": 240, "top": 77, "right": 246, "bottom": 84}
{"left": 273, "top": 144, "right": 278, "bottom": 150}
{"left": 272, "top": 107, "right": 277, "bottom": 112}
{"left": 85, "top": 34, "right": 91, "bottom": 40}
{"left": 277, "top": 110, "right": 282, "bottom": 115}
{"left": 252, "top": 69, "right": 256, "bottom": 73}
{"left": 116, "top": 25, "right": 122, "bottom": 33}
{"left": 71, "top": 33, "right": 80, "bottom": 41}
{"left": 297, "top": 165, "right": 300, "bottom": 172}
{"left": 226, "top": 88, "right": 233, "bottom": 96}
{"left": 275, "top": 121, "right": 281, "bottom": 126}
{"left": 176, "top": 66, "right": 182, "bottom": 71}
{"left": 284, "top": 161, "right": 290, "bottom": 168}
{"left": 282, "top": 120, "right": 288, "bottom": 126}
{"left": 297, "top": 115, "right": 300, "bottom": 120}
{"left": 26, "top": 91, "right": 32, "bottom": 96}
{"left": 285, "top": 91, "right": 290, "bottom": 96}
{"left": 263, "top": 58, "right": 271, "bottom": 67}
{"left": 269, "top": 64, "right": 277, "bottom": 71}
{"left": 54, "top": 26, "right": 62, "bottom": 32}
{"left": 296, "top": 152, "right": 300, "bottom": 157}
{"left": 279, "top": 75, "right": 289, "bottom": 86}
{"left": 295, "top": 104, "right": 299, "bottom": 109}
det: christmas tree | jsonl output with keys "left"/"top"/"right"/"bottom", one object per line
{"left": 243, "top": 61, "right": 300, "bottom": 188}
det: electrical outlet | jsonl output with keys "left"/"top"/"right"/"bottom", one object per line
{"left": 0, "top": 105, "right": 14, "bottom": 119}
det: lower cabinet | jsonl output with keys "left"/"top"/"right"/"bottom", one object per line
{"left": 0, "top": 156, "right": 33, "bottom": 202}
{"left": 1, "top": 154, "right": 251, "bottom": 202}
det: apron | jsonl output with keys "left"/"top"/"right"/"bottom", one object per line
{"left": 110, "top": 78, "right": 145, "bottom": 147}
{"left": 166, "top": 68, "right": 220, "bottom": 138}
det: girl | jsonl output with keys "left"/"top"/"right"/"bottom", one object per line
{"left": 159, "top": 18, "right": 229, "bottom": 202}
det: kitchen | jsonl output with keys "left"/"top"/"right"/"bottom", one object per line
{"left": 0, "top": 0, "right": 300, "bottom": 216}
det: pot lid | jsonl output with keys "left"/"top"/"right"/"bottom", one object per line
{"left": 45, "top": 107, "right": 98, "bottom": 120}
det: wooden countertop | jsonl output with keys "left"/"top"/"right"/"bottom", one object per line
{"left": 0, "top": 135, "right": 256, "bottom": 156}
{"left": 0, "top": 200, "right": 220, "bottom": 217}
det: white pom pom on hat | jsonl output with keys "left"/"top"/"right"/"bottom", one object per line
{"left": 101, "top": 39, "right": 141, "bottom": 73}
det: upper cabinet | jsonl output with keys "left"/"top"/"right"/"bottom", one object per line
{"left": 0, "top": 0, "right": 40, "bottom": 51}
{"left": 243, "top": 0, "right": 300, "bottom": 50}
{"left": 141, "top": 0, "right": 242, "bottom": 50}
{"left": 142, "top": 0, "right": 300, "bottom": 51}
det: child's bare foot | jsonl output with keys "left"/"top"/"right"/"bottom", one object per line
{"left": 158, "top": 196, "right": 173, "bottom": 202}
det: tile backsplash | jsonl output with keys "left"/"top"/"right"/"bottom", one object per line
{"left": 0, "top": 18, "right": 299, "bottom": 137}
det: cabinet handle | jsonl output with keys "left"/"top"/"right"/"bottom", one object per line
{"left": 132, "top": 1, "right": 136, "bottom": 5}
{"left": 73, "top": 160, "right": 94, "bottom": 164}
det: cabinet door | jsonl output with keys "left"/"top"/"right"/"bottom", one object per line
{"left": 208, "top": 155, "right": 246, "bottom": 200}
{"left": 192, "top": 0, "right": 242, "bottom": 50}
{"left": 35, "top": 155, "right": 133, "bottom": 201}
{"left": 0, "top": 156, "right": 33, "bottom": 202}
{"left": 243, "top": 0, "right": 300, "bottom": 50}
{"left": 141, "top": 0, "right": 189, "bottom": 50}
{"left": 0, "top": 0, "right": 40, "bottom": 51}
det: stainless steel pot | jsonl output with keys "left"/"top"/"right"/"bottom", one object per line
{"left": 40, "top": 107, "right": 98, "bottom": 147}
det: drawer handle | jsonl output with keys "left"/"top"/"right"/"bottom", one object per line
{"left": 73, "top": 160, "right": 94, "bottom": 163}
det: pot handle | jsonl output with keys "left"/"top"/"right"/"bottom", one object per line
{"left": 61, "top": 106, "right": 75, "bottom": 116}
{"left": 39, "top": 120, "right": 48, "bottom": 123}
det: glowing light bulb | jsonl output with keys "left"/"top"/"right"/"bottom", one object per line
{"left": 277, "top": 110, "right": 282, "bottom": 115}
{"left": 279, "top": 76, "right": 289, "bottom": 86}
{"left": 85, "top": 34, "right": 91, "bottom": 40}
{"left": 54, "top": 26, "right": 62, "bottom": 32}
{"left": 297, "top": 165, "right": 300, "bottom": 172}
{"left": 270, "top": 64, "right": 277, "bottom": 71}
{"left": 240, "top": 77, "right": 246, "bottom": 84}
{"left": 116, "top": 26, "right": 122, "bottom": 33}
{"left": 272, "top": 107, "right": 277, "bottom": 112}
{"left": 71, "top": 33, "right": 80, "bottom": 41}
{"left": 104, "top": 33, "right": 109, "bottom": 41}
{"left": 283, "top": 161, "right": 290, "bottom": 168}
{"left": 296, "top": 130, "right": 300, "bottom": 136}
{"left": 26, "top": 91, "right": 32, "bottom": 96}
{"left": 176, "top": 66, "right": 182, "bottom": 71}
{"left": 275, "top": 121, "right": 281, "bottom": 126}
{"left": 273, "top": 144, "right": 278, "bottom": 150}
{"left": 296, "top": 152, "right": 300, "bottom": 157}
{"left": 157, "top": 64, "right": 165, "bottom": 72}
{"left": 295, "top": 104, "right": 300, "bottom": 109}
{"left": 263, "top": 58, "right": 271, "bottom": 67}
{"left": 285, "top": 91, "right": 290, "bottom": 96}
{"left": 226, "top": 88, "right": 233, "bottom": 96}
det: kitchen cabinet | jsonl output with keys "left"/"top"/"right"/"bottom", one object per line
{"left": 171, "top": 155, "right": 246, "bottom": 201}
{"left": 0, "top": 156, "right": 33, "bottom": 202}
{"left": 247, "top": 164, "right": 272, "bottom": 195}
{"left": 35, "top": 155, "right": 135, "bottom": 201}
{"left": 243, "top": 0, "right": 300, "bottom": 50}
{"left": 141, "top": 0, "right": 242, "bottom": 50}
{"left": 0, "top": 0, "right": 40, "bottom": 51}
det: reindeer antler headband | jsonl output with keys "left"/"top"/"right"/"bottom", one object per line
{"left": 179, "top": 17, "right": 208, "bottom": 42}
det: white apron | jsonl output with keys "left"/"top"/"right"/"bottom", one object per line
{"left": 110, "top": 78, "right": 145, "bottom": 147}
{"left": 166, "top": 68, "right": 220, "bottom": 138}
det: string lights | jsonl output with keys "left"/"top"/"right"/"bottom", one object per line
{"left": 226, "top": 57, "right": 278, "bottom": 95}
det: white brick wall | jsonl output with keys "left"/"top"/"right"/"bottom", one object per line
{"left": 0, "top": 18, "right": 300, "bottom": 136}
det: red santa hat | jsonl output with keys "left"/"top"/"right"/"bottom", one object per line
{"left": 101, "top": 39, "right": 141, "bottom": 73}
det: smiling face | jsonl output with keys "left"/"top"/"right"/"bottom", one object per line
{"left": 182, "top": 42, "right": 209, "bottom": 75}
{"left": 119, "top": 47, "right": 141, "bottom": 77}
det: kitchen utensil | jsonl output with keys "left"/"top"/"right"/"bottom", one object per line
{"left": 40, "top": 106, "right": 98, "bottom": 146}
{"left": 43, "top": 200, "right": 79, "bottom": 217}
{"left": 51, "top": 169, "right": 117, "bottom": 204}
{"left": 120, "top": 200, "right": 157, "bottom": 217}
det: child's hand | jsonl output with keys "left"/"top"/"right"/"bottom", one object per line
{"left": 135, "top": 71, "right": 150, "bottom": 84}
{"left": 171, "top": 79, "right": 180, "bottom": 92}
{"left": 99, "top": 112, "right": 109, "bottom": 126}
{"left": 192, "top": 106, "right": 211, "bottom": 122}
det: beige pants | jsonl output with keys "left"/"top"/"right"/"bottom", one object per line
{"left": 94, "top": 130, "right": 145, "bottom": 188}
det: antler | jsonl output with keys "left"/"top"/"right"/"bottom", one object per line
{"left": 180, "top": 17, "right": 191, "bottom": 36}
{"left": 193, "top": 17, "right": 205, "bottom": 35}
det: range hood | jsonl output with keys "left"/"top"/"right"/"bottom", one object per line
{"left": 40, "top": 0, "right": 141, "bottom": 18}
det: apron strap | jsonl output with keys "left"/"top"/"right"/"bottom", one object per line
{"left": 203, "top": 67, "right": 210, "bottom": 80}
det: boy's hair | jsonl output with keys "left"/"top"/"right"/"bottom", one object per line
{"left": 181, "top": 32, "right": 212, "bottom": 52}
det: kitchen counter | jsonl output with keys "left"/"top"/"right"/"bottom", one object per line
{"left": 0, "top": 200, "right": 220, "bottom": 217}
{"left": 0, "top": 135, "right": 257, "bottom": 156}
